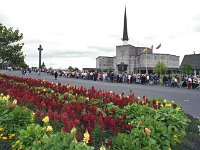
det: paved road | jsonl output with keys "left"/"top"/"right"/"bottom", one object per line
{"left": 1, "top": 70, "right": 200, "bottom": 118}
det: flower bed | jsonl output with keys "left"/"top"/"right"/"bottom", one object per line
{"left": 0, "top": 73, "right": 190, "bottom": 149}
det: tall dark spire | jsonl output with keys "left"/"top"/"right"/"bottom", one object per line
{"left": 122, "top": 6, "right": 129, "bottom": 42}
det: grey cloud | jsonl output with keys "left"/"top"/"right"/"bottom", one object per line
{"left": 143, "top": 36, "right": 156, "bottom": 40}
{"left": 192, "top": 14, "right": 200, "bottom": 32}
{"left": 42, "top": 49, "right": 97, "bottom": 59}
{"left": 192, "top": 14, "right": 200, "bottom": 22}
{"left": 194, "top": 26, "right": 200, "bottom": 32}
{"left": 87, "top": 46, "right": 115, "bottom": 53}
{"left": 24, "top": 39, "right": 59, "bottom": 46}
{"left": 24, "top": 39, "right": 43, "bottom": 45}
{"left": 0, "top": 13, "right": 12, "bottom": 26}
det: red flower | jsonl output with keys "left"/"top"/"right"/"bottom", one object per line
{"left": 54, "top": 112, "right": 59, "bottom": 123}
{"left": 40, "top": 112, "right": 44, "bottom": 119}
{"left": 47, "top": 109, "right": 53, "bottom": 119}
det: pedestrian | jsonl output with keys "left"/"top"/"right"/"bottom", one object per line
{"left": 54, "top": 71, "right": 58, "bottom": 80}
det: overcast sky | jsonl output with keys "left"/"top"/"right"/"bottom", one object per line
{"left": 1, "top": 0, "right": 200, "bottom": 69}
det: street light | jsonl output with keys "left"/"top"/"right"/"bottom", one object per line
{"left": 193, "top": 51, "right": 196, "bottom": 77}
{"left": 38, "top": 45, "right": 43, "bottom": 75}
{"left": 143, "top": 48, "right": 148, "bottom": 74}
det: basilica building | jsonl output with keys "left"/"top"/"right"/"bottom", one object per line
{"left": 96, "top": 7, "right": 179, "bottom": 74}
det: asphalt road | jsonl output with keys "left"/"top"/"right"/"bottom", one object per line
{"left": 1, "top": 70, "right": 200, "bottom": 118}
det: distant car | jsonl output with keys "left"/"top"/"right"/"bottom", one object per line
{"left": 7, "top": 67, "right": 13, "bottom": 71}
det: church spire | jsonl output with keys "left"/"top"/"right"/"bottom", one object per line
{"left": 122, "top": 6, "right": 129, "bottom": 45}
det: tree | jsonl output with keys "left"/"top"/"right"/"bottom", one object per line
{"left": 182, "top": 63, "right": 192, "bottom": 75}
{"left": 154, "top": 61, "right": 168, "bottom": 75}
{"left": 74, "top": 67, "right": 79, "bottom": 72}
{"left": 68, "top": 66, "right": 74, "bottom": 72}
{"left": 0, "top": 23, "right": 26, "bottom": 68}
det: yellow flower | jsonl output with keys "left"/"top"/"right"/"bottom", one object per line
{"left": 100, "top": 144, "right": 106, "bottom": 150}
{"left": 165, "top": 103, "right": 172, "bottom": 107}
{"left": 7, "top": 95, "right": 10, "bottom": 99}
{"left": 3, "top": 96, "right": 8, "bottom": 101}
{"left": 168, "top": 147, "right": 172, "bottom": 150}
{"left": 8, "top": 133, "right": 15, "bottom": 139}
{"left": 16, "top": 140, "right": 20, "bottom": 144}
{"left": 144, "top": 128, "right": 151, "bottom": 135}
{"left": 0, "top": 127, "right": 3, "bottom": 131}
{"left": 42, "top": 116, "right": 49, "bottom": 123}
{"left": 46, "top": 126, "right": 53, "bottom": 132}
{"left": 2, "top": 136, "right": 7, "bottom": 140}
{"left": 175, "top": 107, "right": 181, "bottom": 111}
{"left": 0, "top": 134, "right": 3, "bottom": 137}
{"left": 83, "top": 130, "right": 90, "bottom": 144}
{"left": 163, "top": 99, "right": 167, "bottom": 103}
{"left": 13, "top": 99, "right": 17, "bottom": 104}
{"left": 73, "top": 137, "right": 78, "bottom": 144}
{"left": 31, "top": 112, "right": 35, "bottom": 118}
{"left": 70, "top": 127, "right": 77, "bottom": 133}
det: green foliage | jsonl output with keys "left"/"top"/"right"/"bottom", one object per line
{"left": 31, "top": 129, "right": 94, "bottom": 150}
{"left": 68, "top": 66, "right": 79, "bottom": 72}
{"left": 12, "top": 124, "right": 45, "bottom": 149}
{"left": 154, "top": 61, "right": 168, "bottom": 75}
{"left": 0, "top": 100, "right": 33, "bottom": 138}
{"left": 112, "top": 100, "right": 189, "bottom": 150}
{"left": 68, "top": 66, "right": 74, "bottom": 72}
{"left": 181, "top": 63, "right": 193, "bottom": 75}
{"left": 0, "top": 23, "right": 26, "bottom": 68}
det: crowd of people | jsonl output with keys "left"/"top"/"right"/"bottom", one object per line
{"left": 48, "top": 70, "right": 200, "bottom": 90}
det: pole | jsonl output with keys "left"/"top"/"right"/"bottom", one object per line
{"left": 193, "top": 51, "right": 196, "bottom": 78}
{"left": 146, "top": 50, "right": 148, "bottom": 74}
{"left": 38, "top": 45, "right": 43, "bottom": 75}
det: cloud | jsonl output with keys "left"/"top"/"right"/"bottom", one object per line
{"left": 192, "top": 14, "right": 200, "bottom": 32}
{"left": 42, "top": 49, "right": 97, "bottom": 59}
{"left": 87, "top": 46, "right": 115, "bottom": 53}
{"left": 0, "top": 13, "right": 13, "bottom": 26}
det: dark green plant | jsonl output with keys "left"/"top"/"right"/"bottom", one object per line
{"left": 31, "top": 131, "right": 95, "bottom": 150}
{"left": 154, "top": 61, "right": 168, "bottom": 75}
{"left": 181, "top": 63, "right": 193, "bottom": 75}
{"left": 0, "top": 99, "right": 33, "bottom": 144}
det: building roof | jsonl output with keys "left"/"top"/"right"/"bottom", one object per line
{"left": 180, "top": 54, "right": 200, "bottom": 69}
{"left": 121, "top": 6, "right": 129, "bottom": 41}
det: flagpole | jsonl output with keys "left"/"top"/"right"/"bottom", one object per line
{"left": 146, "top": 50, "right": 148, "bottom": 74}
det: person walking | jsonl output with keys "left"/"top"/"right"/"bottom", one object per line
{"left": 54, "top": 70, "right": 58, "bottom": 80}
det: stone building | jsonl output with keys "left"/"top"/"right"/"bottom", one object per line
{"left": 96, "top": 56, "right": 115, "bottom": 71}
{"left": 179, "top": 53, "right": 200, "bottom": 76}
{"left": 96, "top": 7, "right": 179, "bottom": 74}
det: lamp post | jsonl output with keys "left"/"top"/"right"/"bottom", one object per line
{"left": 143, "top": 48, "right": 148, "bottom": 74}
{"left": 145, "top": 50, "right": 148, "bottom": 74}
{"left": 193, "top": 51, "right": 196, "bottom": 78}
{"left": 38, "top": 45, "right": 43, "bottom": 75}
